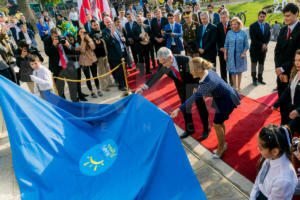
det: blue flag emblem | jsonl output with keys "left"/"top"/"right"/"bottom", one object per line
{"left": 79, "top": 139, "right": 118, "bottom": 176}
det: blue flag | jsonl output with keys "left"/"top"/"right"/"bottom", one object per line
{"left": 0, "top": 76, "right": 206, "bottom": 200}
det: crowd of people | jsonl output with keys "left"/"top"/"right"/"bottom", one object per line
{"left": 0, "top": 1, "right": 299, "bottom": 199}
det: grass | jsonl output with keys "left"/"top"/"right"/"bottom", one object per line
{"left": 225, "top": 0, "right": 284, "bottom": 26}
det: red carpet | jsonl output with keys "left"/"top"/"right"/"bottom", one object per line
{"left": 128, "top": 69, "right": 281, "bottom": 182}
{"left": 255, "top": 92, "right": 279, "bottom": 107}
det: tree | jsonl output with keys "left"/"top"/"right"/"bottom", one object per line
{"left": 38, "top": 0, "right": 61, "bottom": 10}
{"left": 17, "top": 0, "right": 37, "bottom": 31}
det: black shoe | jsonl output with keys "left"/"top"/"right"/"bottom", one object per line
{"left": 199, "top": 130, "right": 210, "bottom": 141}
{"left": 253, "top": 80, "right": 258, "bottom": 86}
{"left": 79, "top": 92, "right": 89, "bottom": 97}
{"left": 119, "top": 87, "right": 126, "bottom": 91}
{"left": 180, "top": 131, "right": 191, "bottom": 139}
{"left": 79, "top": 97, "right": 88, "bottom": 101}
{"left": 258, "top": 78, "right": 266, "bottom": 85}
{"left": 146, "top": 71, "right": 152, "bottom": 75}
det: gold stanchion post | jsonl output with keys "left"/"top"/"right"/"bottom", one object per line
{"left": 122, "top": 58, "right": 131, "bottom": 97}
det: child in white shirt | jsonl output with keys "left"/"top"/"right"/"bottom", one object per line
{"left": 250, "top": 124, "right": 297, "bottom": 200}
{"left": 28, "top": 55, "right": 53, "bottom": 99}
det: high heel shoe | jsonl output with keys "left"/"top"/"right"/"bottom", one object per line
{"left": 213, "top": 143, "right": 227, "bottom": 154}
{"left": 212, "top": 143, "right": 227, "bottom": 159}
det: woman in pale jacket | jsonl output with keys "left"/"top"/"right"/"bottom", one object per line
{"left": 78, "top": 27, "right": 100, "bottom": 98}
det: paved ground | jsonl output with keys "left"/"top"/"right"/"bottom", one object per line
{"left": 0, "top": 34, "right": 279, "bottom": 199}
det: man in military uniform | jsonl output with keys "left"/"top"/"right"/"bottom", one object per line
{"left": 182, "top": 11, "right": 199, "bottom": 58}
{"left": 182, "top": 4, "right": 199, "bottom": 24}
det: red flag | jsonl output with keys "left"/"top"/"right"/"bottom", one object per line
{"left": 99, "top": 0, "right": 110, "bottom": 19}
{"left": 78, "top": 0, "right": 92, "bottom": 24}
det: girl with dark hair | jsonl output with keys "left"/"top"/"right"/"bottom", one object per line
{"left": 272, "top": 50, "right": 300, "bottom": 134}
{"left": 250, "top": 124, "right": 297, "bottom": 200}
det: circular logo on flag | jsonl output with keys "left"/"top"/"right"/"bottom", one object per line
{"left": 79, "top": 139, "right": 118, "bottom": 176}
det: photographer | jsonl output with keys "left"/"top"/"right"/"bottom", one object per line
{"left": 44, "top": 28, "right": 78, "bottom": 102}
{"left": 89, "top": 20, "right": 111, "bottom": 92}
{"left": 15, "top": 40, "right": 43, "bottom": 93}
{"left": 66, "top": 33, "right": 88, "bottom": 101}
{"left": 78, "top": 27, "right": 101, "bottom": 98}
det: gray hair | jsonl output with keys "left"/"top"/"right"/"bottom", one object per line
{"left": 157, "top": 47, "right": 172, "bottom": 59}
{"left": 220, "top": 10, "right": 229, "bottom": 16}
{"left": 200, "top": 11, "right": 209, "bottom": 19}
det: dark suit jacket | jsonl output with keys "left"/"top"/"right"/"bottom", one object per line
{"left": 165, "top": 4, "right": 173, "bottom": 13}
{"left": 249, "top": 21, "right": 271, "bottom": 57}
{"left": 18, "top": 30, "right": 35, "bottom": 41}
{"left": 44, "top": 36, "right": 76, "bottom": 75}
{"left": 100, "top": 21, "right": 106, "bottom": 30}
{"left": 150, "top": 17, "right": 168, "bottom": 39}
{"left": 275, "top": 22, "right": 300, "bottom": 76}
{"left": 125, "top": 21, "right": 138, "bottom": 40}
{"left": 132, "top": 24, "right": 150, "bottom": 44}
{"left": 146, "top": 55, "right": 198, "bottom": 91}
{"left": 217, "top": 22, "right": 231, "bottom": 49}
{"left": 274, "top": 78, "right": 300, "bottom": 113}
{"left": 10, "top": 27, "right": 18, "bottom": 42}
{"left": 102, "top": 28, "right": 123, "bottom": 62}
{"left": 196, "top": 23, "right": 218, "bottom": 61}
{"left": 84, "top": 21, "right": 92, "bottom": 33}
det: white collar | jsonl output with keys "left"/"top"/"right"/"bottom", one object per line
{"left": 288, "top": 20, "right": 299, "bottom": 32}
{"left": 199, "top": 70, "right": 209, "bottom": 82}
{"left": 172, "top": 56, "right": 178, "bottom": 68}
{"left": 268, "top": 154, "right": 287, "bottom": 168}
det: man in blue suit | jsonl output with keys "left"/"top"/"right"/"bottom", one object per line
{"left": 207, "top": 4, "right": 220, "bottom": 25}
{"left": 163, "top": 12, "right": 184, "bottom": 54}
{"left": 125, "top": 12, "right": 139, "bottom": 65}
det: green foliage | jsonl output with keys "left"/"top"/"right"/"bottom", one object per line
{"left": 58, "top": 21, "right": 78, "bottom": 37}
{"left": 226, "top": 0, "right": 284, "bottom": 26}
{"left": 39, "top": 0, "right": 62, "bottom": 6}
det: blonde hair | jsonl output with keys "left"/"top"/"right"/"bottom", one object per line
{"left": 290, "top": 49, "right": 300, "bottom": 82}
{"left": 189, "top": 57, "right": 213, "bottom": 74}
{"left": 230, "top": 17, "right": 243, "bottom": 30}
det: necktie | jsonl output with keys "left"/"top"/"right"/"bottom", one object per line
{"left": 259, "top": 160, "right": 270, "bottom": 184}
{"left": 210, "top": 14, "right": 213, "bottom": 24}
{"left": 171, "top": 66, "right": 182, "bottom": 82}
{"left": 286, "top": 27, "right": 291, "bottom": 40}
{"left": 224, "top": 24, "right": 227, "bottom": 34}
{"left": 200, "top": 26, "right": 206, "bottom": 48}
{"left": 58, "top": 45, "right": 67, "bottom": 69}
{"left": 260, "top": 23, "right": 264, "bottom": 35}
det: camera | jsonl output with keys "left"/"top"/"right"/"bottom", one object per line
{"left": 165, "top": 29, "right": 172, "bottom": 34}
{"left": 56, "top": 35, "right": 67, "bottom": 45}
{"left": 292, "top": 138, "right": 300, "bottom": 152}
{"left": 93, "top": 33, "right": 102, "bottom": 41}
{"left": 27, "top": 48, "right": 36, "bottom": 54}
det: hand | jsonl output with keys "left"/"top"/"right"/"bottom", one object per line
{"left": 275, "top": 68, "right": 283, "bottom": 76}
{"left": 155, "top": 37, "right": 160, "bottom": 42}
{"left": 224, "top": 54, "right": 227, "bottom": 62}
{"left": 53, "top": 37, "right": 59, "bottom": 46}
{"left": 279, "top": 74, "right": 288, "bottom": 83}
{"left": 21, "top": 49, "right": 27, "bottom": 58}
{"left": 240, "top": 53, "right": 246, "bottom": 59}
{"left": 199, "top": 48, "right": 204, "bottom": 54}
{"left": 135, "top": 87, "right": 144, "bottom": 94}
{"left": 193, "top": 88, "right": 197, "bottom": 94}
{"left": 95, "top": 40, "right": 101, "bottom": 44}
{"left": 121, "top": 37, "right": 126, "bottom": 42}
{"left": 262, "top": 44, "right": 267, "bottom": 51}
{"left": 158, "top": 38, "right": 164, "bottom": 43}
{"left": 289, "top": 110, "right": 300, "bottom": 119}
{"left": 220, "top": 48, "right": 225, "bottom": 53}
{"left": 111, "top": 27, "right": 116, "bottom": 36}
{"left": 64, "top": 40, "right": 70, "bottom": 47}
{"left": 170, "top": 108, "right": 180, "bottom": 118}
{"left": 44, "top": 30, "right": 48, "bottom": 35}
{"left": 171, "top": 33, "right": 175, "bottom": 36}
{"left": 29, "top": 75, "right": 38, "bottom": 82}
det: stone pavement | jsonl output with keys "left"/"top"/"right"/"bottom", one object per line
{"left": 0, "top": 37, "right": 279, "bottom": 199}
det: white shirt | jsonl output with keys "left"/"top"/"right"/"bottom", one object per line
{"left": 170, "top": 23, "right": 176, "bottom": 45}
{"left": 120, "top": 17, "right": 128, "bottom": 28}
{"left": 111, "top": 8, "right": 117, "bottom": 19}
{"left": 199, "top": 70, "right": 208, "bottom": 83}
{"left": 69, "top": 11, "right": 79, "bottom": 21}
{"left": 30, "top": 65, "right": 53, "bottom": 95}
{"left": 291, "top": 71, "right": 300, "bottom": 105}
{"left": 250, "top": 154, "right": 297, "bottom": 200}
{"left": 23, "top": 32, "right": 32, "bottom": 45}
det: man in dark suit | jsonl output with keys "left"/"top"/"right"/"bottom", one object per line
{"left": 197, "top": 12, "right": 218, "bottom": 67}
{"left": 17, "top": 15, "right": 35, "bottom": 33}
{"left": 151, "top": 9, "right": 168, "bottom": 53}
{"left": 249, "top": 10, "right": 271, "bottom": 86}
{"left": 84, "top": 14, "right": 93, "bottom": 33}
{"left": 217, "top": 10, "right": 232, "bottom": 84}
{"left": 18, "top": 25, "right": 37, "bottom": 48}
{"left": 102, "top": 17, "right": 127, "bottom": 91}
{"left": 44, "top": 28, "right": 78, "bottom": 102}
{"left": 144, "top": 11, "right": 156, "bottom": 69}
{"left": 207, "top": 4, "right": 220, "bottom": 25}
{"left": 275, "top": 3, "right": 300, "bottom": 124}
{"left": 135, "top": 47, "right": 210, "bottom": 139}
{"left": 165, "top": 0, "right": 174, "bottom": 13}
{"left": 125, "top": 12, "right": 139, "bottom": 65}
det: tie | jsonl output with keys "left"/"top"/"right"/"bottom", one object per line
{"left": 210, "top": 14, "right": 213, "bottom": 24}
{"left": 200, "top": 26, "right": 206, "bottom": 48}
{"left": 286, "top": 27, "right": 291, "bottom": 40}
{"left": 259, "top": 160, "right": 270, "bottom": 184}
{"left": 58, "top": 45, "right": 67, "bottom": 69}
{"left": 260, "top": 23, "right": 264, "bottom": 35}
{"left": 224, "top": 24, "right": 227, "bottom": 34}
{"left": 158, "top": 19, "right": 161, "bottom": 30}
{"left": 171, "top": 66, "right": 182, "bottom": 82}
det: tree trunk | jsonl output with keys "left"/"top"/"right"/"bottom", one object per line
{"left": 17, "top": 0, "right": 38, "bottom": 32}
